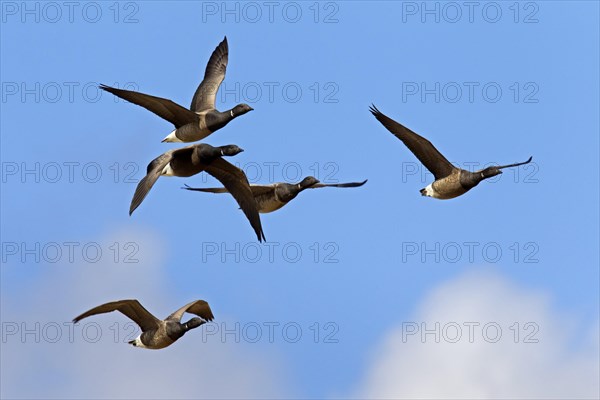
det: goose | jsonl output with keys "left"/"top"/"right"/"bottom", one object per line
{"left": 370, "top": 105, "right": 532, "bottom": 199}
{"left": 183, "top": 176, "right": 367, "bottom": 213}
{"left": 100, "top": 37, "right": 253, "bottom": 143}
{"left": 73, "top": 299, "right": 214, "bottom": 350}
{"left": 131, "top": 143, "right": 265, "bottom": 242}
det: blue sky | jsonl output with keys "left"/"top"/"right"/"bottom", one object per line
{"left": 1, "top": 1, "right": 599, "bottom": 399}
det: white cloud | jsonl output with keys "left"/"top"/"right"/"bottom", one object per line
{"left": 355, "top": 268, "right": 599, "bottom": 399}
{"left": 0, "top": 227, "right": 288, "bottom": 399}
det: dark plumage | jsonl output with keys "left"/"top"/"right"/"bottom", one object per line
{"left": 72, "top": 299, "right": 214, "bottom": 350}
{"left": 183, "top": 176, "right": 367, "bottom": 213}
{"left": 370, "top": 105, "right": 532, "bottom": 199}
{"left": 131, "top": 143, "right": 265, "bottom": 242}
{"left": 100, "top": 37, "right": 253, "bottom": 143}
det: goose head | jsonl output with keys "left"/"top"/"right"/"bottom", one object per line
{"left": 478, "top": 166, "right": 502, "bottom": 179}
{"left": 298, "top": 176, "right": 320, "bottom": 189}
{"left": 219, "top": 145, "right": 244, "bottom": 156}
{"left": 232, "top": 104, "right": 254, "bottom": 117}
{"left": 183, "top": 317, "right": 205, "bottom": 331}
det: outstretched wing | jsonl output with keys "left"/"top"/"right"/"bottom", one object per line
{"left": 370, "top": 105, "right": 455, "bottom": 180}
{"left": 166, "top": 300, "right": 214, "bottom": 323}
{"left": 130, "top": 146, "right": 199, "bottom": 215}
{"left": 182, "top": 183, "right": 276, "bottom": 198}
{"left": 204, "top": 158, "right": 266, "bottom": 242}
{"left": 190, "top": 37, "right": 229, "bottom": 112}
{"left": 310, "top": 179, "right": 368, "bottom": 189}
{"left": 129, "top": 152, "right": 173, "bottom": 215}
{"left": 182, "top": 184, "right": 229, "bottom": 194}
{"left": 73, "top": 299, "right": 160, "bottom": 331}
{"left": 100, "top": 84, "right": 198, "bottom": 128}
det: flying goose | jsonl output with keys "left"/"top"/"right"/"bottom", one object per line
{"left": 100, "top": 37, "right": 253, "bottom": 143}
{"left": 370, "top": 105, "right": 532, "bottom": 199}
{"left": 183, "top": 176, "right": 367, "bottom": 213}
{"left": 73, "top": 299, "right": 214, "bottom": 349}
{"left": 131, "top": 143, "right": 265, "bottom": 242}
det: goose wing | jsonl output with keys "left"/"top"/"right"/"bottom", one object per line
{"left": 182, "top": 184, "right": 229, "bottom": 194}
{"left": 309, "top": 179, "right": 368, "bottom": 189}
{"left": 204, "top": 158, "right": 266, "bottom": 242}
{"left": 100, "top": 84, "right": 198, "bottom": 127}
{"left": 182, "top": 183, "right": 276, "bottom": 197}
{"left": 166, "top": 300, "right": 214, "bottom": 323}
{"left": 190, "top": 37, "right": 229, "bottom": 112}
{"left": 73, "top": 299, "right": 160, "bottom": 331}
{"left": 129, "top": 146, "right": 195, "bottom": 215}
{"left": 370, "top": 105, "right": 455, "bottom": 180}
{"left": 496, "top": 156, "right": 533, "bottom": 170}
{"left": 129, "top": 152, "right": 173, "bottom": 215}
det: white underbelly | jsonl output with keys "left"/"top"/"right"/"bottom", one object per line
{"left": 162, "top": 129, "right": 183, "bottom": 143}
{"left": 162, "top": 163, "right": 175, "bottom": 176}
{"left": 422, "top": 182, "right": 463, "bottom": 200}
